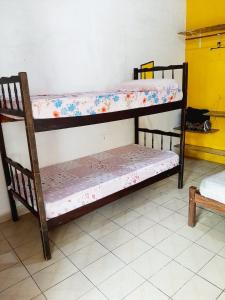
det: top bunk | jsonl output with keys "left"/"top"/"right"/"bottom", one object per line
{"left": 0, "top": 63, "right": 188, "bottom": 132}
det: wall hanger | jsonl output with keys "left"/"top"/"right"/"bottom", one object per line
{"left": 210, "top": 34, "right": 225, "bottom": 50}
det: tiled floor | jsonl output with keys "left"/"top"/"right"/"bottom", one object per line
{"left": 0, "top": 158, "right": 225, "bottom": 299}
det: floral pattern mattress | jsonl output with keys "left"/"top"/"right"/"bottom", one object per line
{"left": 28, "top": 79, "right": 182, "bottom": 119}
{"left": 24, "top": 144, "right": 179, "bottom": 219}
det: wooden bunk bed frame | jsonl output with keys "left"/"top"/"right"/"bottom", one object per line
{"left": 0, "top": 63, "right": 188, "bottom": 259}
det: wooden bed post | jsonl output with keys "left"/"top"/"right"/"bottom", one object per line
{"left": 19, "top": 72, "right": 51, "bottom": 260}
{"left": 188, "top": 186, "right": 197, "bottom": 227}
{"left": 0, "top": 122, "right": 19, "bottom": 221}
{"left": 134, "top": 67, "right": 139, "bottom": 144}
{"left": 178, "top": 62, "right": 188, "bottom": 189}
{"left": 135, "top": 117, "right": 139, "bottom": 144}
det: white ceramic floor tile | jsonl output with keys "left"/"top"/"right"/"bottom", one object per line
{"left": 23, "top": 247, "right": 65, "bottom": 275}
{"left": 177, "top": 205, "right": 189, "bottom": 217}
{"left": 79, "top": 288, "right": 107, "bottom": 300}
{"left": 218, "top": 292, "right": 225, "bottom": 300}
{"left": 124, "top": 281, "right": 169, "bottom": 300}
{"left": 0, "top": 238, "right": 11, "bottom": 255}
{"left": 173, "top": 275, "right": 221, "bottom": 300}
{"left": 0, "top": 277, "right": 41, "bottom": 300}
{"left": 160, "top": 213, "right": 186, "bottom": 231}
{"left": 127, "top": 195, "right": 153, "bottom": 211}
{"left": 214, "top": 219, "right": 225, "bottom": 234}
{"left": 133, "top": 201, "right": 158, "bottom": 215}
{"left": 82, "top": 252, "right": 124, "bottom": 285}
{"left": 97, "top": 202, "right": 129, "bottom": 218}
{"left": 177, "top": 223, "right": 210, "bottom": 242}
{"left": 130, "top": 248, "right": 171, "bottom": 279}
{"left": 76, "top": 212, "right": 120, "bottom": 239}
{"left": 75, "top": 212, "right": 107, "bottom": 231}
{"left": 98, "top": 228, "right": 134, "bottom": 251}
{"left": 199, "top": 255, "right": 225, "bottom": 289}
{"left": 14, "top": 238, "right": 45, "bottom": 261}
{"left": 0, "top": 250, "right": 19, "bottom": 272}
{"left": 44, "top": 272, "right": 93, "bottom": 300}
{"left": 123, "top": 216, "right": 155, "bottom": 235}
{"left": 143, "top": 205, "right": 173, "bottom": 222}
{"left": 111, "top": 209, "right": 140, "bottom": 226}
{"left": 68, "top": 240, "right": 109, "bottom": 269}
{"left": 49, "top": 222, "right": 82, "bottom": 244}
{"left": 218, "top": 246, "right": 225, "bottom": 259}
{"left": 56, "top": 231, "right": 95, "bottom": 256}
{"left": 33, "top": 258, "right": 78, "bottom": 291}
{"left": 198, "top": 212, "right": 223, "bottom": 228}
{"left": 88, "top": 220, "right": 120, "bottom": 239}
{"left": 32, "top": 294, "right": 46, "bottom": 300}
{"left": 175, "top": 244, "right": 214, "bottom": 272}
{"left": 152, "top": 194, "right": 173, "bottom": 206}
{"left": 149, "top": 260, "right": 193, "bottom": 297}
{"left": 0, "top": 214, "right": 37, "bottom": 237}
{"left": 0, "top": 262, "right": 29, "bottom": 292}
{"left": 162, "top": 198, "right": 187, "bottom": 211}
{"left": 196, "top": 229, "right": 225, "bottom": 253}
{"left": 113, "top": 237, "right": 150, "bottom": 263}
{"left": 156, "top": 233, "right": 191, "bottom": 259}
{"left": 139, "top": 224, "right": 172, "bottom": 246}
{"left": 98, "top": 266, "right": 144, "bottom": 300}
{"left": 6, "top": 228, "right": 40, "bottom": 249}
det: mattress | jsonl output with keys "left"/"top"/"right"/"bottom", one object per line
{"left": 17, "top": 145, "right": 179, "bottom": 219}
{"left": 12, "top": 79, "right": 182, "bottom": 119}
{"left": 200, "top": 170, "right": 225, "bottom": 204}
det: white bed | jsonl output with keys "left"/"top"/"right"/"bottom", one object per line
{"left": 200, "top": 170, "right": 225, "bottom": 204}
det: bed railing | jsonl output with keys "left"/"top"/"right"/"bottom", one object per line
{"left": 0, "top": 75, "right": 24, "bottom": 117}
{"left": 5, "top": 157, "right": 37, "bottom": 216}
{"left": 138, "top": 129, "right": 180, "bottom": 151}
{"left": 133, "top": 64, "right": 184, "bottom": 80}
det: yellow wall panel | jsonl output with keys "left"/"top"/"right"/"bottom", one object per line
{"left": 186, "top": 0, "right": 225, "bottom": 164}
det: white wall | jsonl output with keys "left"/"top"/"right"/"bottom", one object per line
{"left": 0, "top": 0, "right": 186, "bottom": 221}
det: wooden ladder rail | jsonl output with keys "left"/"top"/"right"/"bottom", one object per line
{"left": 19, "top": 72, "right": 51, "bottom": 260}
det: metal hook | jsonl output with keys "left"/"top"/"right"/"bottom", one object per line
{"left": 210, "top": 33, "right": 225, "bottom": 50}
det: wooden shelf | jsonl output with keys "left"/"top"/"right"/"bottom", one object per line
{"left": 178, "top": 23, "right": 225, "bottom": 40}
{"left": 175, "top": 144, "right": 225, "bottom": 157}
{"left": 174, "top": 127, "right": 219, "bottom": 134}
{"left": 204, "top": 111, "right": 225, "bottom": 118}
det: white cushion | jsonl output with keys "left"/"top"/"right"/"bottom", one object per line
{"left": 200, "top": 170, "right": 225, "bottom": 204}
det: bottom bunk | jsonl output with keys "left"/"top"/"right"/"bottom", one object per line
{"left": 14, "top": 144, "right": 179, "bottom": 222}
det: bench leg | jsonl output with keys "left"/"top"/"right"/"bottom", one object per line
{"left": 188, "top": 186, "right": 197, "bottom": 227}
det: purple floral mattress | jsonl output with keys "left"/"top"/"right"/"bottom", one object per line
{"left": 19, "top": 144, "right": 179, "bottom": 219}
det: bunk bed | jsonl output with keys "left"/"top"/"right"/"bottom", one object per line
{"left": 0, "top": 63, "right": 188, "bottom": 260}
